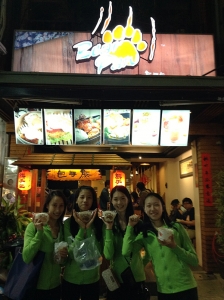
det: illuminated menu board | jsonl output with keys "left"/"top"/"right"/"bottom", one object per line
{"left": 14, "top": 108, "right": 44, "bottom": 145}
{"left": 44, "top": 109, "right": 73, "bottom": 145}
{"left": 103, "top": 109, "right": 131, "bottom": 145}
{"left": 160, "top": 110, "right": 190, "bottom": 146}
{"left": 132, "top": 109, "right": 161, "bottom": 145}
{"left": 74, "top": 109, "right": 102, "bottom": 145}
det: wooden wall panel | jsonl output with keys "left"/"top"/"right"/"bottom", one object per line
{"left": 8, "top": 134, "right": 32, "bottom": 158}
{"left": 12, "top": 33, "right": 215, "bottom": 76}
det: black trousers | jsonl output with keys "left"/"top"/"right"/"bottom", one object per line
{"left": 61, "top": 279, "right": 100, "bottom": 300}
{"left": 157, "top": 287, "right": 198, "bottom": 300}
{"left": 23, "top": 285, "right": 61, "bottom": 300}
{"left": 106, "top": 281, "right": 150, "bottom": 300}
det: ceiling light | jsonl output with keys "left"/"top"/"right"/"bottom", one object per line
{"left": 139, "top": 156, "right": 142, "bottom": 159}
{"left": 140, "top": 163, "right": 150, "bottom": 166}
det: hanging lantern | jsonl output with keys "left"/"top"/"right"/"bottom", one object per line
{"left": 18, "top": 170, "right": 32, "bottom": 191}
{"left": 112, "top": 170, "right": 125, "bottom": 187}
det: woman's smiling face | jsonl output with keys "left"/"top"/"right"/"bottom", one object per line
{"left": 76, "top": 189, "right": 93, "bottom": 211}
{"left": 144, "top": 195, "right": 163, "bottom": 222}
{"left": 111, "top": 190, "right": 129, "bottom": 213}
{"left": 47, "top": 196, "right": 65, "bottom": 221}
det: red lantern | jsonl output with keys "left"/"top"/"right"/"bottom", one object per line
{"left": 18, "top": 170, "right": 32, "bottom": 191}
{"left": 112, "top": 170, "right": 125, "bottom": 187}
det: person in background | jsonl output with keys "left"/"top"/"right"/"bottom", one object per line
{"left": 62, "top": 186, "right": 103, "bottom": 300}
{"left": 102, "top": 185, "right": 149, "bottom": 300}
{"left": 136, "top": 182, "right": 151, "bottom": 207}
{"left": 130, "top": 191, "right": 139, "bottom": 208}
{"left": 169, "top": 199, "right": 185, "bottom": 222}
{"left": 100, "top": 180, "right": 110, "bottom": 210}
{"left": 22, "top": 190, "right": 68, "bottom": 300}
{"left": 123, "top": 192, "right": 199, "bottom": 300}
{"left": 177, "top": 198, "right": 195, "bottom": 240}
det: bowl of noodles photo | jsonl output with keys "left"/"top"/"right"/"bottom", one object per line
{"left": 15, "top": 111, "right": 44, "bottom": 145}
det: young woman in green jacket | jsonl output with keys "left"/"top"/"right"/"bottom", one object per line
{"left": 62, "top": 186, "right": 103, "bottom": 300}
{"left": 22, "top": 190, "right": 68, "bottom": 300}
{"left": 122, "top": 192, "right": 199, "bottom": 300}
{"left": 102, "top": 185, "right": 149, "bottom": 300}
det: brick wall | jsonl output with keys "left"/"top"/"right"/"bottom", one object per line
{"left": 196, "top": 136, "right": 224, "bottom": 272}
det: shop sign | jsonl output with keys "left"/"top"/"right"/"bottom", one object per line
{"left": 73, "top": 2, "right": 156, "bottom": 74}
{"left": 47, "top": 169, "right": 102, "bottom": 181}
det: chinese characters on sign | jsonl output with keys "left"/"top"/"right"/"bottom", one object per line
{"left": 47, "top": 169, "right": 102, "bottom": 181}
{"left": 201, "top": 153, "right": 213, "bottom": 206}
{"left": 112, "top": 171, "right": 125, "bottom": 187}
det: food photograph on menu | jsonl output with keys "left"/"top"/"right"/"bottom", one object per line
{"left": 74, "top": 109, "right": 101, "bottom": 145}
{"left": 132, "top": 109, "right": 161, "bottom": 145}
{"left": 160, "top": 110, "right": 190, "bottom": 146}
{"left": 44, "top": 109, "right": 73, "bottom": 145}
{"left": 14, "top": 108, "right": 44, "bottom": 145}
{"left": 103, "top": 109, "right": 131, "bottom": 145}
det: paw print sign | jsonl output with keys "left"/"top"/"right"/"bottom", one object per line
{"left": 72, "top": 1, "right": 156, "bottom": 74}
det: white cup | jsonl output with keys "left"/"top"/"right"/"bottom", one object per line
{"left": 102, "top": 210, "right": 117, "bottom": 222}
{"left": 158, "top": 227, "right": 173, "bottom": 242}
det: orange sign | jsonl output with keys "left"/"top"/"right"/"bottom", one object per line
{"left": 18, "top": 170, "right": 32, "bottom": 191}
{"left": 112, "top": 170, "right": 125, "bottom": 187}
{"left": 47, "top": 169, "right": 102, "bottom": 181}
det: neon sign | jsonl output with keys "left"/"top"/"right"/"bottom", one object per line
{"left": 72, "top": 1, "right": 156, "bottom": 74}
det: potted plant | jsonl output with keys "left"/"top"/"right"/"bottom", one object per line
{"left": 213, "top": 168, "right": 224, "bottom": 278}
{"left": 0, "top": 198, "right": 32, "bottom": 270}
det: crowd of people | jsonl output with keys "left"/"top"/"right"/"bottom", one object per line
{"left": 20, "top": 182, "right": 198, "bottom": 300}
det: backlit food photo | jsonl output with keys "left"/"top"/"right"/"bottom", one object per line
{"left": 44, "top": 109, "right": 73, "bottom": 145}
{"left": 160, "top": 110, "right": 190, "bottom": 146}
{"left": 103, "top": 109, "right": 131, "bottom": 145}
{"left": 74, "top": 109, "right": 101, "bottom": 145}
{"left": 14, "top": 109, "right": 44, "bottom": 145}
{"left": 132, "top": 109, "right": 160, "bottom": 145}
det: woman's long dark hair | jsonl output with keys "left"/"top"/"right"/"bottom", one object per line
{"left": 141, "top": 192, "right": 174, "bottom": 237}
{"left": 43, "top": 190, "right": 67, "bottom": 225}
{"left": 110, "top": 185, "right": 141, "bottom": 235}
{"left": 69, "top": 186, "right": 103, "bottom": 241}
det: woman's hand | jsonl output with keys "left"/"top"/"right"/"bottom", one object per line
{"left": 73, "top": 209, "right": 86, "bottom": 228}
{"left": 58, "top": 247, "right": 69, "bottom": 259}
{"left": 33, "top": 217, "right": 44, "bottom": 231}
{"left": 85, "top": 209, "right": 97, "bottom": 229}
{"left": 157, "top": 234, "right": 177, "bottom": 249}
{"left": 128, "top": 214, "right": 141, "bottom": 227}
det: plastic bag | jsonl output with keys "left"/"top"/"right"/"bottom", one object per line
{"left": 73, "top": 235, "right": 102, "bottom": 270}
{"left": 54, "top": 241, "right": 68, "bottom": 264}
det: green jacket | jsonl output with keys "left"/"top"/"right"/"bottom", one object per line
{"left": 122, "top": 223, "right": 198, "bottom": 294}
{"left": 22, "top": 222, "right": 64, "bottom": 290}
{"left": 63, "top": 217, "right": 102, "bottom": 284}
{"left": 103, "top": 225, "right": 147, "bottom": 283}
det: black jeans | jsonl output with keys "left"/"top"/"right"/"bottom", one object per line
{"left": 61, "top": 279, "right": 100, "bottom": 300}
{"left": 106, "top": 281, "right": 150, "bottom": 300}
{"left": 157, "top": 287, "right": 198, "bottom": 300}
{"left": 23, "top": 285, "right": 61, "bottom": 300}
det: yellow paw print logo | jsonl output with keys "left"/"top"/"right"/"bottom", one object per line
{"left": 73, "top": 1, "right": 156, "bottom": 74}
{"left": 92, "top": 2, "right": 148, "bottom": 73}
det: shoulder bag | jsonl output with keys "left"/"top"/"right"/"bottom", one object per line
{"left": 4, "top": 248, "right": 45, "bottom": 300}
